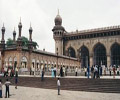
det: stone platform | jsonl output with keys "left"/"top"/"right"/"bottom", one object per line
{"left": 1, "top": 86, "right": 120, "bottom": 100}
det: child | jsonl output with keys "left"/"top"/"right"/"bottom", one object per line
{"left": 57, "top": 78, "right": 60, "bottom": 95}
{"left": 5, "top": 79, "right": 11, "bottom": 98}
{"left": 0, "top": 79, "right": 2, "bottom": 98}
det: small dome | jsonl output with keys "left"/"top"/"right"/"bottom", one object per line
{"left": 54, "top": 14, "right": 62, "bottom": 25}
{"left": 52, "top": 25, "right": 65, "bottom": 31}
{"left": 18, "top": 22, "right": 22, "bottom": 28}
{"left": 29, "top": 26, "right": 33, "bottom": 32}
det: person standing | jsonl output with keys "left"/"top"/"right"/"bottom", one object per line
{"left": 84, "top": 67, "right": 87, "bottom": 76}
{"left": 41, "top": 68, "right": 45, "bottom": 81}
{"left": 113, "top": 66, "right": 116, "bottom": 79}
{"left": 91, "top": 66, "right": 94, "bottom": 78}
{"left": 117, "top": 66, "right": 119, "bottom": 75}
{"left": 54, "top": 67, "right": 56, "bottom": 77}
{"left": 75, "top": 67, "right": 78, "bottom": 76}
{"left": 0, "top": 79, "right": 2, "bottom": 98}
{"left": 5, "top": 79, "right": 11, "bottom": 98}
{"left": 109, "top": 65, "right": 112, "bottom": 76}
{"left": 60, "top": 67, "right": 63, "bottom": 77}
{"left": 57, "top": 78, "right": 60, "bottom": 95}
{"left": 94, "top": 65, "right": 98, "bottom": 79}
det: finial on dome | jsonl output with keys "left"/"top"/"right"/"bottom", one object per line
{"left": 20, "top": 17, "right": 21, "bottom": 22}
{"left": 54, "top": 10, "right": 62, "bottom": 25}
{"left": 58, "top": 9, "right": 59, "bottom": 15}
{"left": 1, "top": 23, "right": 5, "bottom": 32}
{"left": 13, "top": 27, "right": 16, "bottom": 34}
{"left": 29, "top": 22, "right": 33, "bottom": 32}
{"left": 18, "top": 17, "right": 22, "bottom": 28}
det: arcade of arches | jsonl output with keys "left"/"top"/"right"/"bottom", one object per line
{"left": 66, "top": 42, "right": 120, "bottom": 68}
{"left": 0, "top": 50, "right": 79, "bottom": 72}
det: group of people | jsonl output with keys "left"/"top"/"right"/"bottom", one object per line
{"left": 1, "top": 67, "right": 15, "bottom": 77}
{"left": 83, "top": 65, "right": 120, "bottom": 79}
{"left": 0, "top": 67, "right": 18, "bottom": 98}
{"left": 0, "top": 79, "right": 11, "bottom": 98}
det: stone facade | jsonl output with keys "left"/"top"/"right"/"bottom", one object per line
{"left": 0, "top": 21, "right": 79, "bottom": 72}
{"left": 53, "top": 13, "right": 120, "bottom": 68}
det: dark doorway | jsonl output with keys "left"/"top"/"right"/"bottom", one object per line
{"left": 80, "top": 46, "right": 89, "bottom": 68}
{"left": 68, "top": 47, "right": 76, "bottom": 58}
{"left": 111, "top": 43, "right": 120, "bottom": 66}
{"left": 93, "top": 43, "right": 107, "bottom": 66}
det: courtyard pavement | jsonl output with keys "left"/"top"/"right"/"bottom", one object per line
{"left": 0, "top": 86, "right": 120, "bottom": 100}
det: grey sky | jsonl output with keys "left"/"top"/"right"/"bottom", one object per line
{"left": 0, "top": 0, "right": 120, "bottom": 53}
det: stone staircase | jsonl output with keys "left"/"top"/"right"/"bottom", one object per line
{"left": 0, "top": 76, "right": 120, "bottom": 93}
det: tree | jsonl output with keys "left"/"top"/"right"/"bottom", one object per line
{"left": 6, "top": 36, "right": 39, "bottom": 49}
{"left": 6, "top": 38, "right": 14, "bottom": 46}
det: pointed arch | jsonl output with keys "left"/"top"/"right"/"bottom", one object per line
{"left": 110, "top": 42, "right": 120, "bottom": 66}
{"left": 93, "top": 43, "right": 107, "bottom": 66}
{"left": 67, "top": 46, "right": 76, "bottom": 58}
{"left": 79, "top": 45, "right": 89, "bottom": 68}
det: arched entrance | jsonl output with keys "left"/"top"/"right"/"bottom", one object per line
{"left": 111, "top": 43, "right": 120, "bottom": 66}
{"left": 79, "top": 46, "right": 89, "bottom": 68}
{"left": 93, "top": 43, "right": 107, "bottom": 66}
{"left": 68, "top": 46, "right": 76, "bottom": 58}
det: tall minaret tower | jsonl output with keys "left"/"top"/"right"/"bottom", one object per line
{"left": 17, "top": 19, "right": 22, "bottom": 50}
{"left": 52, "top": 10, "right": 65, "bottom": 55}
{"left": 28, "top": 23, "right": 33, "bottom": 51}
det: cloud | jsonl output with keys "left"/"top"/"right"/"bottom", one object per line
{"left": 0, "top": 0, "right": 120, "bottom": 53}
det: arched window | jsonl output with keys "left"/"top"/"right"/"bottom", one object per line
{"left": 79, "top": 46, "right": 89, "bottom": 68}
{"left": 93, "top": 43, "right": 107, "bottom": 66}
{"left": 21, "top": 56, "right": 27, "bottom": 68}
{"left": 68, "top": 47, "right": 76, "bottom": 58}
{"left": 111, "top": 43, "right": 120, "bottom": 66}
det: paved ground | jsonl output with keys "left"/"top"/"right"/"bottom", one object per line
{"left": 1, "top": 86, "right": 120, "bottom": 100}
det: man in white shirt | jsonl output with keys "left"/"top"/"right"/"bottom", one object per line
{"left": 75, "top": 67, "right": 78, "bottom": 76}
{"left": 57, "top": 78, "right": 60, "bottom": 95}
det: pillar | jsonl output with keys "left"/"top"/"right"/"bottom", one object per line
{"left": 107, "top": 55, "right": 111, "bottom": 67}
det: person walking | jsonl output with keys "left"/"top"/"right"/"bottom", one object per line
{"left": 5, "top": 79, "right": 11, "bottom": 98}
{"left": 57, "top": 78, "right": 60, "bottom": 95}
{"left": 15, "top": 72, "right": 18, "bottom": 89}
{"left": 0, "top": 79, "right": 2, "bottom": 98}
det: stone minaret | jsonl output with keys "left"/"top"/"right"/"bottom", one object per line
{"left": 28, "top": 24, "right": 33, "bottom": 51}
{"left": 17, "top": 19, "right": 22, "bottom": 50}
{"left": 52, "top": 10, "right": 65, "bottom": 55}
{"left": 13, "top": 28, "right": 16, "bottom": 43}
{"left": 0, "top": 23, "right": 5, "bottom": 49}
{"left": 1, "top": 24, "right": 5, "bottom": 44}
